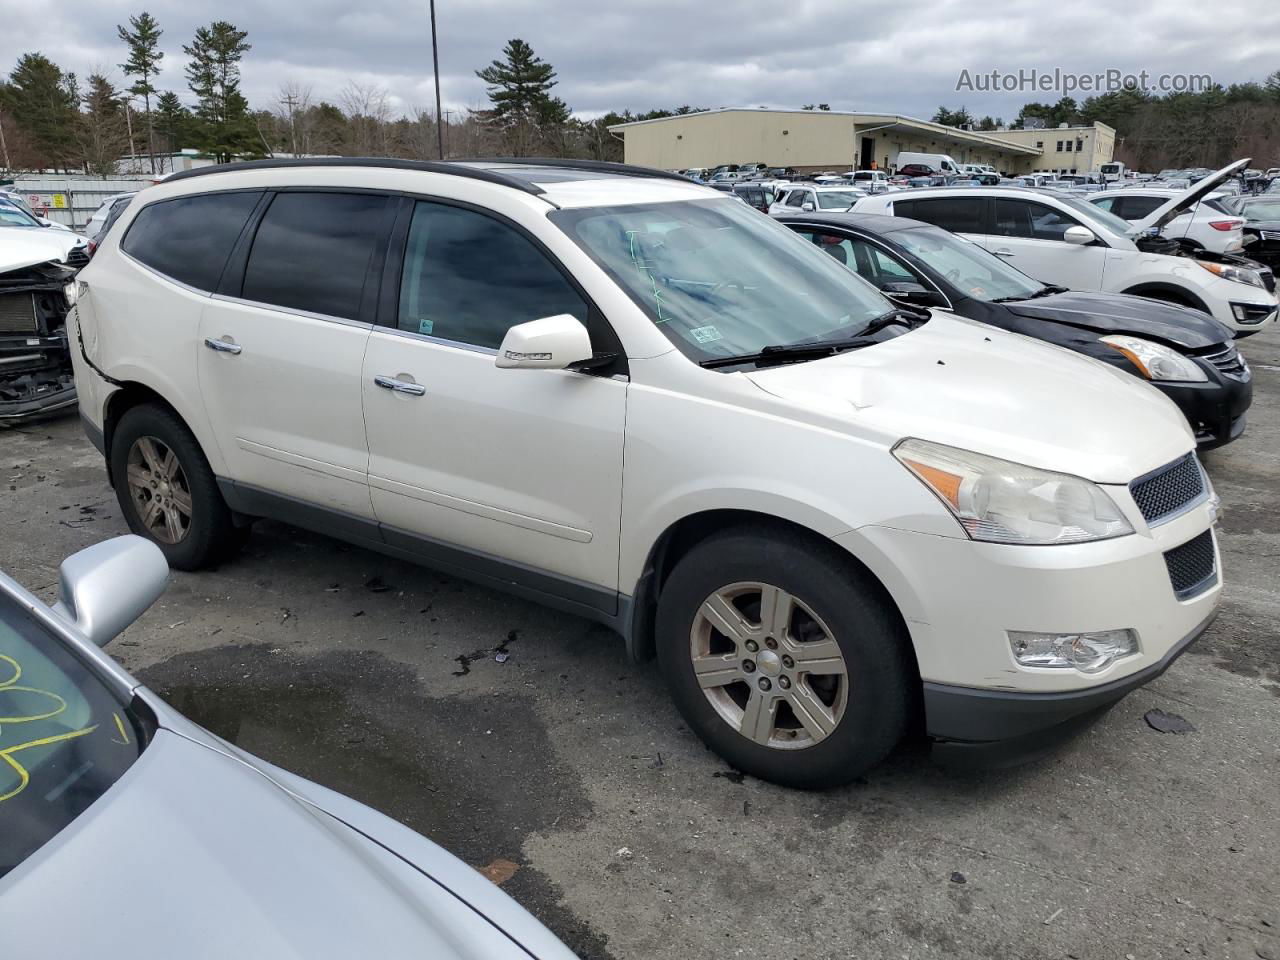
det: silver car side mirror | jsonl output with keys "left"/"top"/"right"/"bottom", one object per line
{"left": 51, "top": 535, "right": 169, "bottom": 647}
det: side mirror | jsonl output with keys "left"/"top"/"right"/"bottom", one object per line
{"left": 801, "top": 202, "right": 815, "bottom": 212}
{"left": 495, "top": 314, "right": 593, "bottom": 370}
{"left": 50, "top": 536, "right": 169, "bottom": 647}
{"left": 881, "top": 281, "right": 945, "bottom": 307}
{"left": 1063, "top": 225, "right": 1096, "bottom": 245}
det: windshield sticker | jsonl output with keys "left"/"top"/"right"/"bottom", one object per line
{"left": 690, "top": 325, "right": 722, "bottom": 344}
{"left": 417, "top": 318, "right": 434, "bottom": 335}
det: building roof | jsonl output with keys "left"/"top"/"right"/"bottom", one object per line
{"left": 607, "top": 108, "right": 1041, "bottom": 156}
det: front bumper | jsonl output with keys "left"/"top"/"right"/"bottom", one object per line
{"left": 923, "top": 611, "right": 1216, "bottom": 766}
{"left": 1154, "top": 373, "right": 1252, "bottom": 450}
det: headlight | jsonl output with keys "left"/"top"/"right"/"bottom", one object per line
{"left": 1099, "top": 335, "right": 1207, "bottom": 382}
{"left": 63, "top": 281, "right": 79, "bottom": 305}
{"left": 1196, "top": 259, "right": 1264, "bottom": 288}
{"left": 893, "top": 439, "right": 1133, "bottom": 545}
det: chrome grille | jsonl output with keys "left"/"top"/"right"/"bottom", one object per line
{"left": 1163, "top": 529, "right": 1217, "bottom": 599}
{"left": 1130, "top": 454, "right": 1206, "bottom": 526}
{"left": 1199, "top": 343, "right": 1248, "bottom": 379}
{"left": 1261, "top": 230, "right": 1280, "bottom": 242}
{"left": 0, "top": 293, "right": 38, "bottom": 334}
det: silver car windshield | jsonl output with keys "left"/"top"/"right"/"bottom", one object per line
{"left": 552, "top": 198, "right": 893, "bottom": 363}
{"left": 0, "top": 598, "right": 145, "bottom": 877}
{"left": 893, "top": 226, "right": 1043, "bottom": 302}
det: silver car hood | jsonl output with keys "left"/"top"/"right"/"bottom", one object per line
{"left": 0, "top": 723, "right": 556, "bottom": 959}
{"left": 1130, "top": 158, "right": 1250, "bottom": 234}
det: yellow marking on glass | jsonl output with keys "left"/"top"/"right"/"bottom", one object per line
{"left": 0, "top": 725, "right": 99, "bottom": 803}
{"left": 112, "top": 713, "right": 130, "bottom": 745}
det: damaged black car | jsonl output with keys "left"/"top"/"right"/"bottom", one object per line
{"left": 0, "top": 201, "right": 87, "bottom": 422}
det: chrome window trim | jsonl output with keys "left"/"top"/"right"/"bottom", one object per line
{"left": 208, "top": 292, "right": 374, "bottom": 330}
{"left": 369, "top": 324, "right": 498, "bottom": 356}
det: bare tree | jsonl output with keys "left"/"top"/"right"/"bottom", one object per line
{"left": 275, "top": 81, "right": 313, "bottom": 156}
{"left": 340, "top": 81, "right": 391, "bottom": 156}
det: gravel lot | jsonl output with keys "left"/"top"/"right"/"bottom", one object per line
{"left": 2, "top": 325, "right": 1278, "bottom": 960}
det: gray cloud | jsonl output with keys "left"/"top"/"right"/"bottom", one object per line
{"left": 2, "top": 0, "right": 1277, "bottom": 121}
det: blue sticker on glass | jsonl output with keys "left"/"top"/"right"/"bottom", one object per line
{"left": 418, "top": 318, "right": 434, "bottom": 335}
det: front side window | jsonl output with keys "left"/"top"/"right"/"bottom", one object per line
{"left": 397, "top": 201, "right": 588, "bottom": 350}
{"left": 121, "top": 191, "right": 262, "bottom": 291}
{"left": 552, "top": 198, "right": 893, "bottom": 364}
{"left": 994, "top": 199, "right": 1083, "bottom": 240}
{"left": 0, "top": 598, "right": 147, "bottom": 877}
{"left": 904, "top": 196, "right": 986, "bottom": 233}
{"left": 894, "top": 225, "right": 1044, "bottom": 302}
{"left": 242, "top": 192, "right": 390, "bottom": 320}
{"left": 785, "top": 190, "right": 807, "bottom": 208}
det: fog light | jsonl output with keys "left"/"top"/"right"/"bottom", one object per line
{"left": 1008, "top": 629, "right": 1139, "bottom": 674}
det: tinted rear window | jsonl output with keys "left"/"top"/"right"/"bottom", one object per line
{"left": 895, "top": 196, "right": 985, "bottom": 233}
{"left": 122, "top": 192, "right": 261, "bottom": 291}
{"left": 241, "top": 192, "right": 389, "bottom": 320}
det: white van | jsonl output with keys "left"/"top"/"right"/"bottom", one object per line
{"left": 1100, "top": 162, "right": 1126, "bottom": 183}
{"left": 897, "top": 152, "right": 960, "bottom": 175}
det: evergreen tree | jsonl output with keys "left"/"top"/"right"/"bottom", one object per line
{"left": 475, "top": 39, "right": 568, "bottom": 128}
{"left": 153, "top": 90, "right": 192, "bottom": 158}
{"left": 183, "top": 21, "right": 262, "bottom": 162}
{"left": 117, "top": 11, "right": 164, "bottom": 172}
{"left": 1, "top": 53, "right": 78, "bottom": 169}
{"left": 77, "top": 74, "right": 130, "bottom": 175}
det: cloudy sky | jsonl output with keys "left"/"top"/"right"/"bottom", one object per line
{"left": 2, "top": 0, "right": 1278, "bottom": 121}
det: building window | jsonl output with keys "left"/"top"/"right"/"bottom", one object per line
{"left": 1035, "top": 141, "right": 1043, "bottom": 149}
{"left": 1055, "top": 140, "right": 1063, "bottom": 152}
{"left": 1076, "top": 139, "right": 1084, "bottom": 152}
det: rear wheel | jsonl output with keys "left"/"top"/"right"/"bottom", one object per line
{"left": 110, "top": 404, "right": 245, "bottom": 569}
{"left": 656, "top": 527, "right": 914, "bottom": 788}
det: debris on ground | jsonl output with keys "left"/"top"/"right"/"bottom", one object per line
{"left": 1043, "top": 907, "right": 1064, "bottom": 925}
{"left": 950, "top": 872, "right": 967, "bottom": 884}
{"left": 615, "top": 847, "right": 634, "bottom": 860}
{"left": 494, "top": 651, "right": 509, "bottom": 663}
{"left": 478, "top": 858, "right": 520, "bottom": 886}
{"left": 1145, "top": 709, "right": 1197, "bottom": 734}
{"left": 364, "top": 576, "right": 391, "bottom": 593}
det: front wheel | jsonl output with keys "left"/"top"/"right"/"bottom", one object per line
{"left": 656, "top": 527, "right": 915, "bottom": 789}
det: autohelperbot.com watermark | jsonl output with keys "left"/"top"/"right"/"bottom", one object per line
{"left": 956, "top": 68, "right": 1213, "bottom": 96}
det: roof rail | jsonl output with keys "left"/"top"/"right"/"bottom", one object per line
{"left": 456, "top": 156, "right": 694, "bottom": 185}
{"left": 158, "top": 157, "right": 547, "bottom": 196}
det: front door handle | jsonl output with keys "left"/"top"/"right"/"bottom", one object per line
{"left": 204, "top": 337, "right": 242, "bottom": 355}
{"left": 374, "top": 375, "right": 426, "bottom": 396}
{"left": 992, "top": 248, "right": 1014, "bottom": 257}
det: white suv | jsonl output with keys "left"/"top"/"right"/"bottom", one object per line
{"left": 767, "top": 184, "right": 866, "bottom": 215}
{"left": 854, "top": 164, "right": 1278, "bottom": 335}
{"left": 70, "top": 158, "right": 1222, "bottom": 787}
{"left": 1087, "top": 188, "right": 1245, "bottom": 255}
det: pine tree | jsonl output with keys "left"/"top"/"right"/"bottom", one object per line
{"left": 183, "top": 21, "right": 262, "bottom": 163}
{"left": 77, "top": 74, "right": 130, "bottom": 175}
{"left": 153, "top": 90, "right": 191, "bottom": 158}
{"left": 117, "top": 12, "right": 164, "bottom": 172}
{"left": 475, "top": 39, "right": 568, "bottom": 128}
{"left": 1, "top": 53, "right": 78, "bottom": 169}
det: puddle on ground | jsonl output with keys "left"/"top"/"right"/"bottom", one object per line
{"left": 139, "top": 643, "right": 616, "bottom": 960}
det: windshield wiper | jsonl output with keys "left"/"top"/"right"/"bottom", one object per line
{"left": 699, "top": 310, "right": 925, "bottom": 370}
{"left": 991, "top": 284, "right": 1068, "bottom": 303}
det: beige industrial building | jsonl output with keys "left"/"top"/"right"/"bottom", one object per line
{"left": 608, "top": 109, "right": 1116, "bottom": 176}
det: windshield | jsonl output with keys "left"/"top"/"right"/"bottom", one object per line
{"left": 1060, "top": 195, "right": 1134, "bottom": 235}
{"left": 815, "top": 191, "right": 862, "bottom": 209}
{"left": 0, "top": 597, "right": 146, "bottom": 877}
{"left": 1238, "top": 199, "right": 1280, "bottom": 220}
{"left": 552, "top": 198, "right": 892, "bottom": 363}
{"left": 894, "top": 226, "right": 1043, "bottom": 302}
{"left": 0, "top": 202, "right": 40, "bottom": 228}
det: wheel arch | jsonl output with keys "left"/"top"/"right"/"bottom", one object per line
{"left": 1120, "top": 282, "right": 1209, "bottom": 314}
{"left": 102, "top": 381, "right": 215, "bottom": 485}
{"left": 624, "top": 508, "right": 915, "bottom": 679}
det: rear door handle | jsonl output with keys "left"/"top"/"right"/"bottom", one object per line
{"left": 204, "top": 337, "right": 242, "bottom": 355}
{"left": 992, "top": 248, "right": 1014, "bottom": 257}
{"left": 374, "top": 375, "right": 426, "bottom": 396}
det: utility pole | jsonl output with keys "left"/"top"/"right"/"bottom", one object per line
{"left": 123, "top": 98, "right": 138, "bottom": 172}
{"left": 283, "top": 92, "right": 299, "bottom": 156}
{"left": 429, "top": 0, "right": 444, "bottom": 159}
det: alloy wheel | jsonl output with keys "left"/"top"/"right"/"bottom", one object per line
{"left": 689, "top": 581, "right": 849, "bottom": 750}
{"left": 126, "top": 436, "right": 193, "bottom": 544}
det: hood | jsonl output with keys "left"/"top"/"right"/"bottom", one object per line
{"left": 0, "top": 730, "right": 532, "bottom": 959}
{"left": 746, "top": 312, "right": 1192, "bottom": 484}
{"left": 1132, "top": 158, "right": 1250, "bottom": 234}
{"left": 1001, "top": 289, "right": 1232, "bottom": 349}
{"left": 0, "top": 227, "right": 84, "bottom": 273}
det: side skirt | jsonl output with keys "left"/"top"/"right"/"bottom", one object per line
{"left": 216, "top": 478, "right": 627, "bottom": 633}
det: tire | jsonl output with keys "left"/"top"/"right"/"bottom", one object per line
{"left": 110, "top": 404, "right": 245, "bottom": 570}
{"left": 656, "top": 526, "right": 914, "bottom": 789}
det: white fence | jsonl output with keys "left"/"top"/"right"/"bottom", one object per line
{"left": 8, "top": 176, "right": 156, "bottom": 230}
